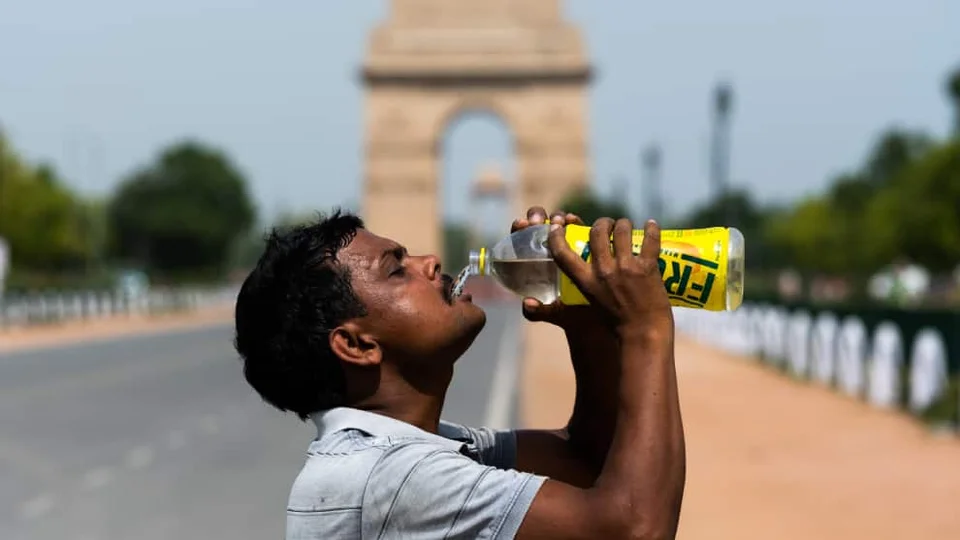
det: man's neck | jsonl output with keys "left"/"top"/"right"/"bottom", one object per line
{"left": 346, "top": 362, "right": 453, "bottom": 434}
{"left": 353, "top": 391, "right": 446, "bottom": 433}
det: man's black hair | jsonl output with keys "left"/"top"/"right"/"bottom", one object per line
{"left": 234, "top": 209, "right": 367, "bottom": 420}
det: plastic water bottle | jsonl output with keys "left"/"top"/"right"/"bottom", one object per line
{"left": 453, "top": 224, "right": 745, "bottom": 311}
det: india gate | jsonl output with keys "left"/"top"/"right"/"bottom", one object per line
{"left": 360, "top": 0, "right": 593, "bottom": 258}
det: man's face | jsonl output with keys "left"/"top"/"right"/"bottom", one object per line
{"left": 339, "top": 228, "right": 486, "bottom": 365}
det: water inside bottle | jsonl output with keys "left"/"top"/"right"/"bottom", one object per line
{"left": 491, "top": 258, "right": 560, "bottom": 304}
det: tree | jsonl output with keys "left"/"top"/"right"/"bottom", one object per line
{"left": 828, "top": 173, "right": 872, "bottom": 213}
{"left": 861, "top": 129, "right": 934, "bottom": 188}
{"left": 683, "top": 189, "right": 763, "bottom": 231}
{"left": 107, "top": 140, "right": 257, "bottom": 280}
{"left": 766, "top": 197, "right": 861, "bottom": 274}
{"left": 0, "top": 132, "right": 91, "bottom": 273}
{"left": 763, "top": 125, "right": 939, "bottom": 278}
{"left": 875, "top": 140, "right": 960, "bottom": 271}
{"left": 442, "top": 222, "right": 471, "bottom": 273}
{"left": 557, "top": 186, "right": 630, "bottom": 225}
{"left": 680, "top": 189, "right": 787, "bottom": 270}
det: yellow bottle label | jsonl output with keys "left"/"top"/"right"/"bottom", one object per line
{"left": 558, "top": 224, "right": 731, "bottom": 311}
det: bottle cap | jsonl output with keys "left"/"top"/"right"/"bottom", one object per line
{"left": 725, "top": 227, "right": 745, "bottom": 311}
{"left": 468, "top": 248, "right": 486, "bottom": 275}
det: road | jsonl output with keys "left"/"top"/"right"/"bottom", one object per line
{"left": 0, "top": 302, "right": 521, "bottom": 540}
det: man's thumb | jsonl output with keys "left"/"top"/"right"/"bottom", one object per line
{"left": 521, "top": 298, "right": 562, "bottom": 322}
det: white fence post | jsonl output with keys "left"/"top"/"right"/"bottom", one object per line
{"left": 0, "top": 285, "right": 239, "bottom": 331}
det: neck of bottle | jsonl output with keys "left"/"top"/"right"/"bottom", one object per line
{"left": 467, "top": 248, "right": 488, "bottom": 276}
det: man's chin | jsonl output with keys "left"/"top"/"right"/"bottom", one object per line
{"left": 447, "top": 304, "right": 486, "bottom": 359}
{"left": 461, "top": 299, "right": 486, "bottom": 328}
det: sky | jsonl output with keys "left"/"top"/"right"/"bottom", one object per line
{"left": 1, "top": 0, "right": 957, "bottom": 228}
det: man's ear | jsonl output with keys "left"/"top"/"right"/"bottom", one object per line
{"left": 330, "top": 322, "right": 381, "bottom": 367}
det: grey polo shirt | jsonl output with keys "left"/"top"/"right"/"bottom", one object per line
{"left": 286, "top": 407, "right": 547, "bottom": 539}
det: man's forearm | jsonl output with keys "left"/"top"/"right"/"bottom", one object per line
{"left": 594, "top": 328, "right": 686, "bottom": 537}
{"left": 564, "top": 328, "right": 621, "bottom": 471}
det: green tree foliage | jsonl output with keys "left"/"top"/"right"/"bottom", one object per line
{"left": 683, "top": 189, "right": 763, "bottom": 230}
{"left": 107, "top": 140, "right": 256, "bottom": 279}
{"left": 442, "top": 222, "right": 471, "bottom": 273}
{"left": 765, "top": 197, "right": 857, "bottom": 274}
{"left": 681, "top": 189, "right": 787, "bottom": 271}
{"left": 861, "top": 129, "right": 934, "bottom": 188}
{"left": 557, "top": 186, "right": 630, "bottom": 225}
{"left": 0, "top": 132, "right": 91, "bottom": 272}
{"left": 762, "top": 126, "right": 951, "bottom": 277}
{"left": 868, "top": 140, "right": 960, "bottom": 271}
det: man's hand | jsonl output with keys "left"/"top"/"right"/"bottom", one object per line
{"left": 510, "top": 206, "right": 605, "bottom": 332}
{"left": 547, "top": 216, "right": 674, "bottom": 338}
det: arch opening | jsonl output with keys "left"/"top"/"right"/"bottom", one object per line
{"left": 437, "top": 108, "right": 516, "bottom": 274}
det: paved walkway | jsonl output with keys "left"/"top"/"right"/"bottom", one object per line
{"left": 520, "top": 324, "right": 960, "bottom": 540}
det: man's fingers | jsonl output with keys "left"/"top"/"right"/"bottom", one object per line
{"left": 513, "top": 209, "right": 581, "bottom": 234}
{"left": 547, "top": 223, "right": 591, "bottom": 289}
{"left": 521, "top": 297, "right": 562, "bottom": 322}
{"left": 589, "top": 217, "right": 615, "bottom": 271}
{"left": 521, "top": 298, "right": 543, "bottom": 321}
{"left": 639, "top": 219, "right": 662, "bottom": 265}
{"left": 549, "top": 210, "right": 584, "bottom": 226}
{"left": 566, "top": 213, "right": 585, "bottom": 226}
{"left": 526, "top": 207, "right": 548, "bottom": 224}
{"left": 612, "top": 218, "right": 634, "bottom": 264}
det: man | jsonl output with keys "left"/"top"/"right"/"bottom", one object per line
{"left": 234, "top": 206, "right": 686, "bottom": 539}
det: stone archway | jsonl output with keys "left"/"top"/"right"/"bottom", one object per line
{"left": 360, "top": 0, "right": 593, "bottom": 258}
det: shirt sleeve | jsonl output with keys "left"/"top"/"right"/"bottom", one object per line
{"left": 438, "top": 421, "right": 519, "bottom": 469}
{"left": 361, "top": 442, "right": 546, "bottom": 539}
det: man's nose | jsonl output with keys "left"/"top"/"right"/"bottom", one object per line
{"left": 417, "top": 255, "right": 442, "bottom": 279}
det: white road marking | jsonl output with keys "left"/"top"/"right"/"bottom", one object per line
{"left": 125, "top": 446, "right": 154, "bottom": 470}
{"left": 484, "top": 310, "right": 521, "bottom": 430}
{"left": 81, "top": 467, "right": 114, "bottom": 490}
{"left": 19, "top": 493, "right": 56, "bottom": 520}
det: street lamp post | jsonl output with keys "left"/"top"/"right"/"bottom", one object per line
{"left": 710, "top": 81, "right": 734, "bottom": 224}
{"left": 641, "top": 143, "right": 663, "bottom": 223}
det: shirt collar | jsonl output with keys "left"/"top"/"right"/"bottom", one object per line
{"left": 311, "top": 407, "right": 469, "bottom": 453}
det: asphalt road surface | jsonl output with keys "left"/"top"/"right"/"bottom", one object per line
{"left": 0, "top": 302, "right": 522, "bottom": 540}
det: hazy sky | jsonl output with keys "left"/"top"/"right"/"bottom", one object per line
{"left": 1, "top": 0, "right": 957, "bottom": 227}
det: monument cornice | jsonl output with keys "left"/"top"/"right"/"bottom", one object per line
{"left": 360, "top": 66, "right": 592, "bottom": 87}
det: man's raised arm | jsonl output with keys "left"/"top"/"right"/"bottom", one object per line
{"left": 515, "top": 217, "right": 686, "bottom": 540}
